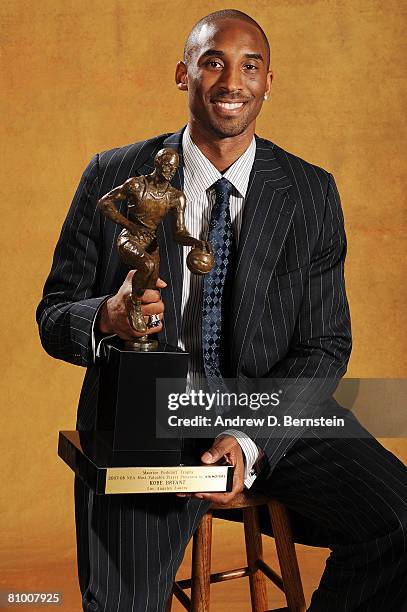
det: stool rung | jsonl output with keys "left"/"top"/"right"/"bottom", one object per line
{"left": 210, "top": 566, "right": 250, "bottom": 584}
{"left": 172, "top": 582, "right": 191, "bottom": 610}
{"left": 177, "top": 566, "right": 249, "bottom": 590}
{"left": 173, "top": 567, "right": 250, "bottom": 610}
{"left": 256, "top": 559, "right": 284, "bottom": 591}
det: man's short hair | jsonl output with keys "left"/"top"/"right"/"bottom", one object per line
{"left": 184, "top": 9, "right": 270, "bottom": 67}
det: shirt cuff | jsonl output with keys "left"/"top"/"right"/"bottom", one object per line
{"left": 91, "top": 296, "right": 116, "bottom": 362}
{"left": 217, "top": 429, "right": 260, "bottom": 489}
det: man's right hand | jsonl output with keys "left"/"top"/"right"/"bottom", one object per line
{"left": 97, "top": 271, "right": 166, "bottom": 340}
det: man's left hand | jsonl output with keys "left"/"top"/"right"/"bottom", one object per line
{"left": 176, "top": 435, "right": 245, "bottom": 504}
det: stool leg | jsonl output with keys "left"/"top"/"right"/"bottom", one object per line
{"left": 268, "top": 501, "right": 306, "bottom": 612}
{"left": 191, "top": 511, "right": 212, "bottom": 611}
{"left": 243, "top": 506, "right": 268, "bottom": 612}
{"left": 165, "top": 589, "right": 173, "bottom": 612}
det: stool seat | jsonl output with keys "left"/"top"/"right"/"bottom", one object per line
{"left": 210, "top": 491, "right": 271, "bottom": 509}
{"left": 168, "top": 493, "right": 306, "bottom": 611}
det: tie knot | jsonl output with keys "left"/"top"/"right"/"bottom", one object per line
{"left": 213, "top": 178, "right": 233, "bottom": 201}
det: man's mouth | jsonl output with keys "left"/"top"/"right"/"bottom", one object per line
{"left": 215, "top": 101, "right": 244, "bottom": 110}
{"left": 211, "top": 99, "right": 248, "bottom": 116}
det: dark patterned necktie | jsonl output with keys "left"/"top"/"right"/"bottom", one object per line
{"left": 202, "top": 178, "right": 235, "bottom": 388}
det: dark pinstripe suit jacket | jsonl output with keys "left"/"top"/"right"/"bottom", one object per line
{"left": 36, "top": 128, "right": 351, "bottom": 474}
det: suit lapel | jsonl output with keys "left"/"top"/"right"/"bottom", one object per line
{"left": 230, "top": 136, "right": 296, "bottom": 374}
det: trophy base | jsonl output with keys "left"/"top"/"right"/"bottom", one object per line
{"left": 124, "top": 336, "right": 158, "bottom": 351}
{"left": 58, "top": 431, "right": 234, "bottom": 495}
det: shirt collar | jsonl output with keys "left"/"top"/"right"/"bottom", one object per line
{"left": 182, "top": 125, "right": 256, "bottom": 198}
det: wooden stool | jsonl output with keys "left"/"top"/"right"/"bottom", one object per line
{"left": 167, "top": 493, "right": 306, "bottom": 612}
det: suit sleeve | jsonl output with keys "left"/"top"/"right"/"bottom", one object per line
{"left": 249, "top": 174, "right": 352, "bottom": 475}
{"left": 269, "top": 173, "right": 351, "bottom": 380}
{"left": 36, "top": 154, "right": 109, "bottom": 367}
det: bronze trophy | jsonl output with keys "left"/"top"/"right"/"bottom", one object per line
{"left": 98, "top": 147, "right": 214, "bottom": 350}
{"left": 58, "top": 149, "right": 233, "bottom": 494}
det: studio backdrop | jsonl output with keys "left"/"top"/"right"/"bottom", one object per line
{"left": 1, "top": 0, "right": 405, "bottom": 572}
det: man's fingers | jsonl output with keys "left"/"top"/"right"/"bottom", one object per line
{"left": 178, "top": 444, "right": 245, "bottom": 504}
{"left": 123, "top": 273, "right": 166, "bottom": 293}
{"left": 104, "top": 272, "right": 167, "bottom": 337}
{"left": 125, "top": 270, "right": 136, "bottom": 283}
{"left": 141, "top": 301, "right": 165, "bottom": 316}
{"left": 141, "top": 278, "right": 167, "bottom": 303}
{"left": 195, "top": 436, "right": 244, "bottom": 504}
{"left": 140, "top": 289, "right": 161, "bottom": 304}
{"left": 135, "top": 322, "right": 163, "bottom": 336}
{"left": 117, "top": 321, "right": 163, "bottom": 340}
{"left": 201, "top": 435, "right": 238, "bottom": 464}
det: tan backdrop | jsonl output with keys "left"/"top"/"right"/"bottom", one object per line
{"left": 1, "top": 0, "right": 406, "bottom": 572}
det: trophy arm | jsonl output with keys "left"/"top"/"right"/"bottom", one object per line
{"left": 97, "top": 179, "right": 137, "bottom": 232}
{"left": 171, "top": 194, "right": 202, "bottom": 248}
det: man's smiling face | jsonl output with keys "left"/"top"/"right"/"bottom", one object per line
{"left": 177, "top": 18, "right": 272, "bottom": 139}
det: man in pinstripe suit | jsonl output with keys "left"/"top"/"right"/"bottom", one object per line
{"left": 37, "top": 9, "right": 407, "bottom": 611}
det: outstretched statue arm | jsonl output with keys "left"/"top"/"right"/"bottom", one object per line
{"left": 171, "top": 193, "right": 211, "bottom": 251}
{"left": 97, "top": 178, "right": 140, "bottom": 233}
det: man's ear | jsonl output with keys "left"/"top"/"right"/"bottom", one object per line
{"left": 264, "top": 70, "right": 273, "bottom": 99}
{"left": 175, "top": 61, "right": 188, "bottom": 91}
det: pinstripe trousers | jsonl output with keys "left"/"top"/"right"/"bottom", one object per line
{"left": 75, "top": 428, "right": 407, "bottom": 611}
{"left": 258, "top": 433, "right": 407, "bottom": 611}
{"left": 75, "top": 480, "right": 211, "bottom": 612}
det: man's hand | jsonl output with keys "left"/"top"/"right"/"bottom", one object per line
{"left": 177, "top": 435, "right": 245, "bottom": 505}
{"left": 97, "top": 272, "right": 166, "bottom": 340}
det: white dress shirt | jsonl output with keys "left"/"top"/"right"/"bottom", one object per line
{"left": 180, "top": 127, "right": 259, "bottom": 488}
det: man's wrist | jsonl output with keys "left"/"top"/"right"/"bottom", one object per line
{"left": 90, "top": 295, "right": 116, "bottom": 362}
{"left": 218, "top": 429, "right": 261, "bottom": 488}
{"left": 97, "top": 298, "right": 113, "bottom": 334}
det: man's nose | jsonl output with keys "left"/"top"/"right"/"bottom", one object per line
{"left": 217, "top": 63, "right": 243, "bottom": 93}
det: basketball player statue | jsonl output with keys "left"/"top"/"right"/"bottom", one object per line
{"left": 98, "top": 147, "right": 214, "bottom": 349}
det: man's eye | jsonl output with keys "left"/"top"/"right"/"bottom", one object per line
{"left": 244, "top": 64, "right": 258, "bottom": 70}
{"left": 206, "top": 60, "right": 223, "bottom": 69}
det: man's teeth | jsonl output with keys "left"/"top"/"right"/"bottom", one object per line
{"left": 216, "top": 102, "right": 244, "bottom": 109}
